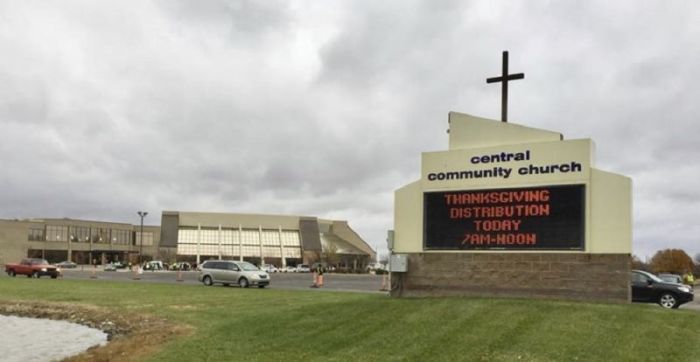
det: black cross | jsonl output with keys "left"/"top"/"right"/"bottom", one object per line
{"left": 486, "top": 51, "right": 524, "bottom": 123}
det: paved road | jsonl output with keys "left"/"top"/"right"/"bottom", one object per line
{"left": 679, "top": 289, "right": 700, "bottom": 311}
{"left": 53, "top": 268, "right": 388, "bottom": 293}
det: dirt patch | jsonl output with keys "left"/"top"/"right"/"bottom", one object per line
{"left": 0, "top": 301, "right": 192, "bottom": 362}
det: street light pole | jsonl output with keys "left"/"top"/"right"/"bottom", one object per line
{"left": 137, "top": 211, "right": 148, "bottom": 265}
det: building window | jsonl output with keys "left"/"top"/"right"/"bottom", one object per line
{"left": 135, "top": 231, "right": 154, "bottom": 246}
{"left": 111, "top": 229, "right": 131, "bottom": 245}
{"left": 28, "top": 227, "right": 45, "bottom": 241}
{"left": 240, "top": 230, "right": 259, "bottom": 245}
{"left": 70, "top": 226, "right": 90, "bottom": 243}
{"left": 263, "top": 246, "right": 281, "bottom": 258}
{"left": 200, "top": 229, "right": 218, "bottom": 244}
{"left": 220, "top": 229, "right": 235, "bottom": 245}
{"left": 46, "top": 225, "right": 68, "bottom": 242}
{"left": 176, "top": 228, "right": 302, "bottom": 258}
{"left": 92, "top": 228, "right": 110, "bottom": 243}
{"left": 261, "top": 231, "right": 279, "bottom": 246}
{"left": 220, "top": 244, "right": 237, "bottom": 257}
{"left": 281, "top": 230, "right": 301, "bottom": 246}
{"left": 199, "top": 244, "right": 218, "bottom": 255}
{"left": 241, "top": 245, "right": 259, "bottom": 256}
{"left": 177, "top": 244, "right": 197, "bottom": 255}
{"left": 283, "top": 247, "right": 302, "bottom": 258}
{"left": 179, "top": 229, "right": 197, "bottom": 243}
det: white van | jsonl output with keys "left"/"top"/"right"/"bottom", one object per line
{"left": 198, "top": 260, "right": 270, "bottom": 288}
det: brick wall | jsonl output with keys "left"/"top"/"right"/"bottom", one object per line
{"left": 391, "top": 253, "right": 630, "bottom": 303}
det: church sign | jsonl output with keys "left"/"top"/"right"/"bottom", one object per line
{"left": 421, "top": 139, "right": 592, "bottom": 189}
{"left": 391, "top": 50, "right": 631, "bottom": 301}
{"left": 424, "top": 184, "right": 585, "bottom": 250}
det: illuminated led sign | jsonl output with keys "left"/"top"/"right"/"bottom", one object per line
{"left": 424, "top": 185, "right": 585, "bottom": 250}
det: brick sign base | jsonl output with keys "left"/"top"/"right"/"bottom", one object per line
{"left": 390, "top": 253, "right": 630, "bottom": 303}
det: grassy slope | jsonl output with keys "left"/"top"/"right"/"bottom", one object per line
{"left": 1, "top": 277, "right": 699, "bottom": 361}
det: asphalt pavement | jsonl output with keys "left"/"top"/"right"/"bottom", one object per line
{"left": 52, "top": 268, "right": 388, "bottom": 293}
{"left": 679, "top": 289, "right": 700, "bottom": 311}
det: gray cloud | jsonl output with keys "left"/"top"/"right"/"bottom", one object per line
{"left": 0, "top": 1, "right": 699, "bottom": 258}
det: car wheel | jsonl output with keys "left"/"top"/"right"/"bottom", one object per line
{"left": 238, "top": 277, "right": 249, "bottom": 288}
{"left": 51, "top": 275, "right": 57, "bottom": 279}
{"left": 659, "top": 293, "right": 678, "bottom": 309}
{"left": 203, "top": 276, "right": 213, "bottom": 286}
{"left": 8, "top": 270, "right": 16, "bottom": 277}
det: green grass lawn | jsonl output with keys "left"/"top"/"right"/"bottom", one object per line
{"left": 1, "top": 277, "right": 699, "bottom": 361}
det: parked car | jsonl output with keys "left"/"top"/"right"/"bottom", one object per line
{"left": 56, "top": 261, "right": 77, "bottom": 269}
{"left": 104, "top": 263, "right": 117, "bottom": 272}
{"left": 112, "top": 261, "right": 129, "bottom": 269}
{"left": 631, "top": 270, "right": 694, "bottom": 309}
{"left": 296, "top": 264, "right": 311, "bottom": 273}
{"left": 261, "top": 264, "right": 278, "bottom": 273}
{"left": 198, "top": 260, "right": 270, "bottom": 288}
{"left": 171, "top": 262, "right": 191, "bottom": 271}
{"left": 144, "top": 260, "right": 164, "bottom": 271}
{"left": 282, "top": 265, "right": 297, "bottom": 273}
{"left": 366, "top": 262, "right": 384, "bottom": 272}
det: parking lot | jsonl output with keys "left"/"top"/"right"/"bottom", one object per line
{"left": 50, "top": 267, "right": 387, "bottom": 293}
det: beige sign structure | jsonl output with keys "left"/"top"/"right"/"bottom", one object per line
{"left": 393, "top": 112, "right": 632, "bottom": 302}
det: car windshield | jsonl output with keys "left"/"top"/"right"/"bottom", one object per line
{"left": 31, "top": 259, "right": 49, "bottom": 265}
{"left": 239, "top": 262, "right": 259, "bottom": 271}
{"left": 638, "top": 270, "right": 663, "bottom": 283}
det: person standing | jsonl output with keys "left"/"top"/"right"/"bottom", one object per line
{"left": 684, "top": 271, "right": 695, "bottom": 286}
{"left": 315, "top": 263, "right": 325, "bottom": 288}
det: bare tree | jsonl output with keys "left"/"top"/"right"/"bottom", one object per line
{"left": 631, "top": 254, "right": 649, "bottom": 271}
{"left": 322, "top": 243, "right": 340, "bottom": 267}
{"left": 157, "top": 248, "right": 178, "bottom": 264}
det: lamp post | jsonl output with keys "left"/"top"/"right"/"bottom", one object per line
{"left": 137, "top": 211, "right": 148, "bottom": 265}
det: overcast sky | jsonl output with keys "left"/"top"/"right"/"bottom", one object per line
{"left": 1, "top": 1, "right": 698, "bottom": 260}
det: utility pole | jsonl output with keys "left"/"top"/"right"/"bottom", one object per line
{"left": 137, "top": 211, "right": 148, "bottom": 265}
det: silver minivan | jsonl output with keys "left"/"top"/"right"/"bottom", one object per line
{"left": 198, "top": 260, "right": 270, "bottom": 288}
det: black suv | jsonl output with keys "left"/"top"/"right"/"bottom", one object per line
{"left": 631, "top": 270, "right": 694, "bottom": 309}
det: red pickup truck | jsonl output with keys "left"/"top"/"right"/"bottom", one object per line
{"left": 5, "top": 258, "right": 61, "bottom": 279}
